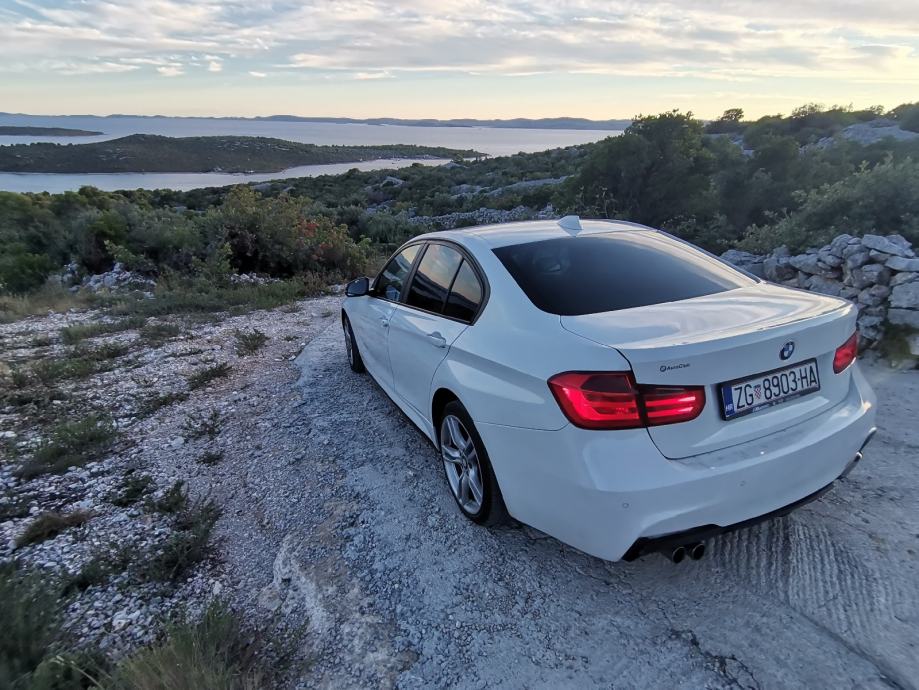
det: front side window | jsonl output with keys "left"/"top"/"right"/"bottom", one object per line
{"left": 493, "top": 231, "right": 754, "bottom": 316}
{"left": 375, "top": 244, "right": 421, "bottom": 301}
{"left": 406, "top": 244, "right": 463, "bottom": 313}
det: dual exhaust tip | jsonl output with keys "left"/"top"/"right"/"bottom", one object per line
{"left": 668, "top": 542, "right": 705, "bottom": 563}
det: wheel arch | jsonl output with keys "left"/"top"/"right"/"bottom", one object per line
{"left": 431, "top": 387, "right": 461, "bottom": 444}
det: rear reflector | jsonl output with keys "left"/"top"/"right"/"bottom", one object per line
{"left": 833, "top": 331, "right": 858, "bottom": 373}
{"left": 548, "top": 372, "right": 705, "bottom": 430}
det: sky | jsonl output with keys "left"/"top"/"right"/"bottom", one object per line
{"left": 1, "top": 0, "right": 918, "bottom": 120}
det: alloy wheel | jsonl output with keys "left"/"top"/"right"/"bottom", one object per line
{"left": 440, "top": 414, "right": 484, "bottom": 514}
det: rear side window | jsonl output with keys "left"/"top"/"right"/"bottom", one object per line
{"left": 493, "top": 231, "right": 754, "bottom": 316}
{"left": 406, "top": 244, "right": 463, "bottom": 313}
{"left": 376, "top": 244, "right": 421, "bottom": 301}
{"left": 444, "top": 261, "right": 483, "bottom": 322}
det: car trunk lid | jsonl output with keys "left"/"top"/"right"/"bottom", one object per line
{"left": 560, "top": 284, "right": 857, "bottom": 459}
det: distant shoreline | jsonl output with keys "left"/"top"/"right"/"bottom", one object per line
{"left": 0, "top": 126, "right": 103, "bottom": 136}
{"left": 0, "top": 134, "right": 481, "bottom": 174}
{"left": 0, "top": 113, "right": 629, "bottom": 132}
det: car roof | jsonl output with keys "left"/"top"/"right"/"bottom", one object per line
{"left": 422, "top": 218, "right": 660, "bottom": 249}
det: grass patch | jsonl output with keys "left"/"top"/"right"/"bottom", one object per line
{"left": 0, "top": 496, "right": 30, "bottom": 521}
{"left": 0, "top": 286, "right": 96, "bottom": 324}
{"left": 138, "top": 390, "right": 188, "bottom": 417}
{"left": 198, "top": 450, "right": 224, "bottom": 466}
{"left": 109, "top": 278, "right": 323, "bottom": 319}
{"left": 234, "top": 328, "right": 268, "bottom": 356}
{"left": 60, "top": 315, "right": 147, "bottom": 344}
{"left": 31, "top": 334, "right": 54, "bottom": 347}
{"left": 187, "top": 363, "right": 231, "bottom": 391}
{"left": 109, "top": 473, "right": 154, "bottom": 507}
{"left": 64, "top": 544, "right": 135, "bottom": 594}
{"left": 16, "top": 510, "right": 91, "bottom": 547}
{"left": 16, "top": 414, "right": 116, "bottom": 479}
{"left": 108, "top": 602, "right": 262, "bottom": 689}
{"left": 181, "top": 410, "right": 222, "bottom": 440}
{"left": 0, "top": 564, "right": 106, "bottom": 687}
{"left": 150, "top": 480, "right": 189, "bottom": 515}
{"left": 30, "top": 356, "right": 97, "bottom": 384}
{"left": 28, "top": 342, "right": 130, "bottom": 386}
{"left": 138, "top": 321, "right": 182, "bottom": 345}
{"left": 144, "top": 496, "right": 221, "bottom": 582}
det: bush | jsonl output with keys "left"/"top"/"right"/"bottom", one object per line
{"left": 741, "top": 157, "right": 919, "bottom": 252}
{"left": 149, "top": 481, "right": 188, "bottom": 515}
{"left": 0, "top": 565, "right": 59, "bottom": 687}
{"left": 16, "top": 510, "right": 91, "bottom": 547}
{"left": 144, "top": 496, "right": 221, "bottom": 581}
{"left": 108, "top": 602, "right": 261, "bottom": 690}
{"left": 187, "top": 363, "right": 231, "bottom": 391}
{"left": 17, "top": 414, "right": 116, "bottom": 479}
{"left": 60, "top": 316, "right": 146, "bottom": 344}
{"left": 234, "top": 329, "right": 268, "bottom": 355}
{"left": 109, "top": 472, "right": 154, "bottom": 507}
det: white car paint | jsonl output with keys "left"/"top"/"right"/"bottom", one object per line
{"left": 343, "top": 218, "right": 877, "bottom": 561}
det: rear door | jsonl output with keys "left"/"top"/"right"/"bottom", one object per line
{"left": 388, "top": 243, "right": 484, "bottom": 420}
{"left": 351, "top": 244, "right": 421, "bottom": 387}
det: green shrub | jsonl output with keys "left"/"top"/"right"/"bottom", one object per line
{"left": 60, "top": 316, "right": 146, "bottom": 344}
{"left": 108, "top": 602, "right": 261, "bottom": 690}
{"left": 138, "top": 321, "right": 182, "bottom": 344}
{"left": 187, "top": 363, "right": 231, "bottom": 391}
{"left": 150, "top": 481, "right": 188, "bottom": 515}
{"left": 234, "top": 329, "right": 268, "bottom": 355}
{"left": 138, "top": 390, "right": 188, "bottom": 416}
{"left": 740, "top": 158, "right": 919, "bottom": 252}
{"left": 144, "top": 496, "right": 221, "bottom": 582}
{"left": 17, "top": 414, "right": 116, "bottom": 479}
{"left": 0, "top": 565, "right": 59, "bottom": 688}
{"left": 197, "top": 450, "right": 223, "bottom": 466}
{"left": 16, "top": 510, "right": 91, "bottom": 547}
{"left": 181, "top": 410, "right": 222, "bottom": 440}
{"left": 109, "top": 473, "right": 154, "bottom": 507}
{"left": 0, "top": 565, "right": 104, "bottom": 688}
{"left": 0, "top": 249, "right": 56, "bottom": 294}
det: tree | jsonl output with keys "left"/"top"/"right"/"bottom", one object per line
{"left": 564, "top": 111, "right": 718, "bottom": 235}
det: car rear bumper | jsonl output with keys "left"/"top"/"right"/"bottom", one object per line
{"left": 476, "top": 364, "right": 877, "bottom": 562}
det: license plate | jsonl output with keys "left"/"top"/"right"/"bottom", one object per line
{"left": 720, "top": 359, "right": 820, "bottom": 420}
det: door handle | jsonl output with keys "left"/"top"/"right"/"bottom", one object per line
{"left": 426, "top": 332, "right": 447, "bottom": 348}
{"left": 379, "top": 318, "right": 389, "bottom": 328}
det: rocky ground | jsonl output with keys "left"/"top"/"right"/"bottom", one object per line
{"left": 2, "top": 296, "right": 918, "bottom": 689}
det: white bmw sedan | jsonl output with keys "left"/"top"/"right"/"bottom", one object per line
{"left": 341, "top": 217, "right": 877, "bottom": 562}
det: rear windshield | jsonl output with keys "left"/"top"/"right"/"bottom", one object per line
{"left": 492, "top": 231, "right": 754, "bottom": 316}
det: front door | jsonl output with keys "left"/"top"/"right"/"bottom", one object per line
{"left": 351, "top": 244, "right": 421, "bottom": 387}
{"left": 388, "top": 243, "right": 483, "bottom": 421}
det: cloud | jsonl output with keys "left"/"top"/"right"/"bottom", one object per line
{"left": 156, "top": 64, "right": 184, "bottom": 77}
{"left": 248, "top": 70, "right": 267, "bottom": 78}
{"left": 353, "top": 71, "right": 392, "bottom": 80}
{"left": 1, "top": 0, "right": 917, "bottom": 87}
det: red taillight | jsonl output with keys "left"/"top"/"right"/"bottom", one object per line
{"left": 548, "top": 372, "right": 705, "bottom": 430}
{"left": 833, "top": 331, "right": 858, "bottom": 373}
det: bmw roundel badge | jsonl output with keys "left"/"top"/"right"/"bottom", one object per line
{"left": 780, "top": 341, "right": 795, "bottom": 360}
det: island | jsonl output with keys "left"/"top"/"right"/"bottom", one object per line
{"left": 0, "top": 134, "right": 482, "bottom": 173}
{"left": 0, "top": 126, "right": 103, "bottom": 136}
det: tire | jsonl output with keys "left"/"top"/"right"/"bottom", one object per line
{"left": 438, "top": 400, "right": 507, "bottom": 526}
{"left": 343, "top": 315, "right": 365, "bottom": 373}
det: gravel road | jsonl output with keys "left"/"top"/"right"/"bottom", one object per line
{"left": 185, "top": 308, "right": 919, "bottom": 689}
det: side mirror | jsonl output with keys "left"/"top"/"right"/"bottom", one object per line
{"left": 345, "top": 276, "right": 370, "bottom": 297}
